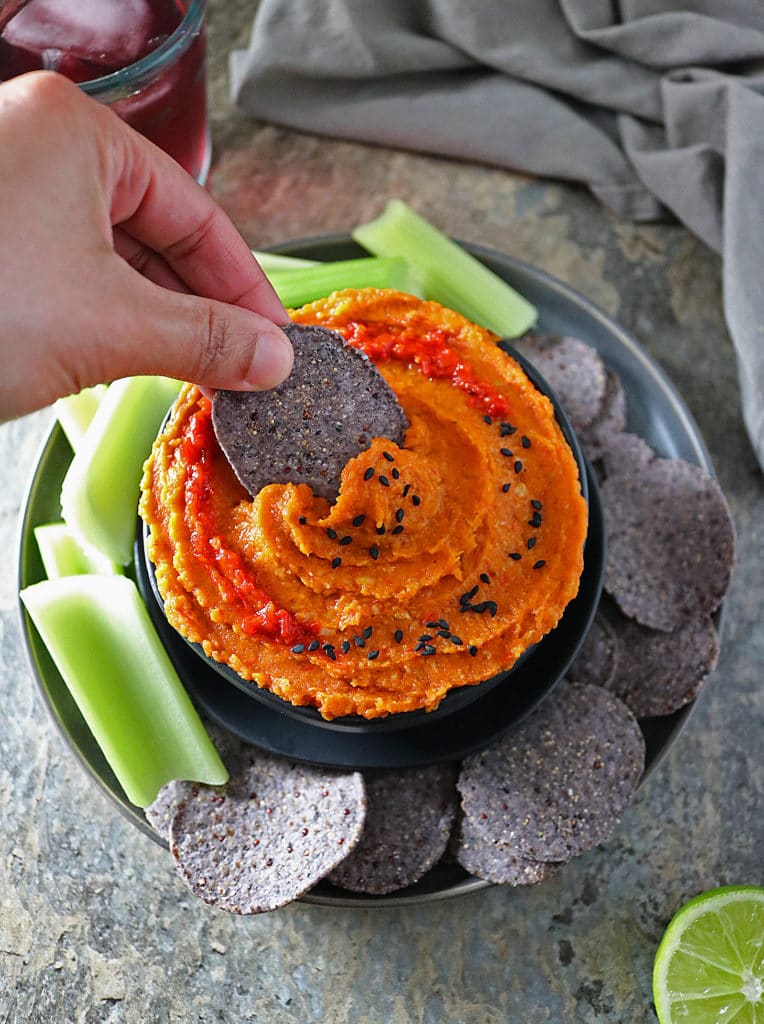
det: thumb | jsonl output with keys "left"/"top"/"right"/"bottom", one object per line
{"left": 103, "top": 272, "right": 294, "bottom": 391}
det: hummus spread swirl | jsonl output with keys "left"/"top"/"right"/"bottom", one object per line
{"left": 140, "top": 289, "right": 587, "bottom": 720}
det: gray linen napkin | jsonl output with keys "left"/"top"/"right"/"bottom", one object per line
{"left": 231, "top": 0, "right": 764, "bottom": 469}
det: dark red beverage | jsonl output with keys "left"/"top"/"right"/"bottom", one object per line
{"left": 0, "top": 0, "right": 209, "bottom": 182}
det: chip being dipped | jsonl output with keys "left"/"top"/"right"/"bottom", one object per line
{"left": 212, "top": 321, "right": 408, "bottom": 502}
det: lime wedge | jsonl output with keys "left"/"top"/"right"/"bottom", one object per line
{"left": 653, "top": 886, "right": 764, "bottom": 1024}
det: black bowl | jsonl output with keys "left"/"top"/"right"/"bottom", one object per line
{"left": 140, "top": 342, "right": 599, "bottom": 738}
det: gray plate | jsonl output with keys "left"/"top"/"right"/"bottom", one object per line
{"left": 17, "top": 235, "right": 717, "bottom": 908}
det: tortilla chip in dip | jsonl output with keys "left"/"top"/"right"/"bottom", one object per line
{"left": 140, "top": 289, "right": 588, "bottom": 720}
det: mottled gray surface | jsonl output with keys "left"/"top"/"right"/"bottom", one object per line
{"left": 1, "top": 1, "right": 762, "bottom": 1021}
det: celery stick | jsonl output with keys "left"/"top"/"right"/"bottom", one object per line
{"left": 251, "top": 250, "right": 319, "bottom": 274}
{"left": 353, "top": 199, "right": 537, "bottom": 336}
{"left": 269, "top": 256, "right": 424, "bottom": 309}
{"left": 54, "top": 384, "right": 108, "bottom": 452}
{"left": 60, "top": 376, "right": 180, "bottom": 565}
{"left": 34, "top": 522, "right": 120, "bottom": 579}
{"left": 20, "top": 575, "right": 228, "bottom": 807}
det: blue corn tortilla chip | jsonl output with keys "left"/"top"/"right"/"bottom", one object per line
{"left": 599, "top": 430, "right": 655, "bottom": 480}
{"left": 579, "top": 368, "right": 627, "bottom": 463}
{"left": 602, "top": 454, "right": 735, "bottom": 630}
{"left": 170, "top": 749, "right": 366, "bottom": 914}
{"left": 454, "top": 814, "right": 559, "bottom": 886}
{"left": 327, "top": 764, "right": 458, "bottom": 895}
{"left": 513, "top": 332, "right": 607, "bottom": 433}
{"left": 457, "top": 682, "right": 645, "bottom": 861}
{"left": 567, "top": 611, "right": 619, "bottom": 690}
{"left": 600, "top": 605, "right": 720, "bottom": 718}
{"left": 212, "top": 322, "right": 408, "bottom": 501}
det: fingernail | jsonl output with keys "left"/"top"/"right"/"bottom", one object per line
{"left": 245, "top": 326, "right": 294, "bottom": 389}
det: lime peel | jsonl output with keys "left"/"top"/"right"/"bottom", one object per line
{"left": 653, "top": 885, "right": 764, "bottom": 1024}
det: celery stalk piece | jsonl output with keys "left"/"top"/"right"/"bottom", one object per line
{"left": 353, "top": 199, "right": 538, "bottom": 337}
{"left": 20, "top": 575, "right": 228, "bottom": 807}
{"left": 269, "top": 256, "right": 425, "bottom": 309}
{"left": 60, "top": 376, "right": 180, "bottom": 565}
{"left": 54, "top": 384, "right": 108, "bottom": 452}
{"left": 251, "top": 250, "right": 319, "bottom": 274}
{"left": 34, "top": 522, "right": 120, "bottom": 579}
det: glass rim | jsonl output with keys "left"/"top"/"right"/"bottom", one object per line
{"left": 78, "top": 0, "right": 205, "bottom": 100}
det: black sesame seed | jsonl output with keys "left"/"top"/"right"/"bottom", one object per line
{"left": 418, "top": 634, "right": 433, "bottom": 643}
{"left": 470, "top": 600, "right": 497, "bottom": 617}
{"left": 324, "top": 644, "right": 337, "bottom": 660}
{"left": 362, "top": 626, "right": 373, "bottom": 639}
{"left": 531, "top": 499, "right": 543, "bottom": 510}
{"left": 353, "top": 635, "right": 365, "bottom": 648}
{"left": 298, "top": 516, "right": 307, "bottom": 524}
{"left": 352, "top": 514, "right": 366, "bottom": 527}
{"left": 500, "top": 447, "right": 513, "bottom": 457}
{"left": 533, "top": 559, "right": 546, "bottom": 570}
{"left": 500, "top": 423, "right": 516, "bottom": 436}
{"left": 414, "top": 642, "right": 426, "bottom": 652}
{"left": 341, "top": 640, "right": 351, "bottom": 654}
{"left": 438, "top": 619, "right": 449, "bottom": 629}
{"left": 521, "top": 435, "right": 531, "bottom": 449}
{"left": 402, "top": 483, "right": 411, "bottom": 497}
{"left": 368, "top": 649, "right": 380, "bottom": 660}
{"left": 395, "top": 508, "right": 405, "bottom": 523}
{"left": 364, "top": 467, "right": 375, "bottom": 481}
{"left": 392, "top": 467, "right": 400, "bottom": 479}
{"left": 469, "top": 646, "right": 478, "bottom": 657}
{"left": 394, "top": 629, "right": 404, "bottom": 643}
{"left": 450, "top": 636, "right": 463, "bottom": 645}
{"left": 527, "top": 537, "right": 537, "bottom": 550}
{"left": 509, "top": 552, "right": 522, "bottom": 561}
{"left": 369, "top": 545, "right": 379, "bottom": 560}
{"left": 339, "top": 535, "right": 352, "bottom": 546}
{"left": 411, "top": 494, "right": 421, "bottom": 506}
{"left": 437, "top": 629, "right": 451, "bottom": 639}
{"left": 290, "top": 644, "right": 305, "bottom": 654}
{"left": 376, "top": 524, "right": 386, "bottom": 535}
{"left": 480, "top": 572, "right": 491, "bottom": 584}
{"left": 379, "top": 475, "right": 390, "bottom": 487}
{"left": 460, "top": 586, "right": 479, "bottom": 604}
{"left": 514, "top": 460, "right": 523, "bottom": 474}
{"left": 331, "top": 556, "right": 342, "bottom": 568}
{"left": 383, "top": 451, "right": 394, "bottom": 462}
{"left": 528, "top": 515, "right": 542, "bottom": 528}
{"left": 422, "top": 645, "right": 437, "bottom": 656}
{"left": 308, "top": 640, "right": 320, "bottom": 652}
{"left": 483, "top": 415, "right": 493, "bottom": 425}
{"left": 425, "top": 621, "right": 441, "bottom": 629}
{"left": 392, "top": 524, "right": 404, "bottom": 535}
{"left": 326, "top": 528, "right": 337, "bottom": 539}
{"left": 502, "top": 483, "right": 511, "bottom": 493}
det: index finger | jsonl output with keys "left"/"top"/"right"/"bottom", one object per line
{"left": 104, "top": 113, "right": 287, "bottom": 323}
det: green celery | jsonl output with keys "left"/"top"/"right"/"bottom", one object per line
{"left": 34, "top": 522, "right": 120, "bottom": 579}
{"left": 60, "top": 376, "right": 180, "bottom": 565}
{"left": 269, "top": 256, "right": 424, "bottom": 309}
{"left": 353, "top": 199, "right": 537, "bottom": 337}
{"left": 20, "top": 575, "right": 228, "bottom": 807}
{"left": 54, "top": 384, "right": 108, "bottom": 452}
{"left": 251, "top": 250, "right": 319, "bottom": 274}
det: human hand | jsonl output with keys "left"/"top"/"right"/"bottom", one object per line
{"left": 0, "top": 71, "right": 293, "bottom": 420}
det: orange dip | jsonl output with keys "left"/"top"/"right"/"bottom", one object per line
{"left": 140, "top": 289, "right": 587, "bottom": 719}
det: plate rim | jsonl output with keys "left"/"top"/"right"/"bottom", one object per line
{"left": 16, "top": 235, "right": 718, "bottom": 909}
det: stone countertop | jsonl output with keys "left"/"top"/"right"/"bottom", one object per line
{"left": 1, "top": 3, "right": 762, "bottom": 1022}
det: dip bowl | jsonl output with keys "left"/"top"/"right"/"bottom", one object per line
{"left": 139, "top": 343, "right": 605, "bottom": 753}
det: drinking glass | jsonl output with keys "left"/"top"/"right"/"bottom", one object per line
{"left": 0, "top": 0, "right": 210, "bottom": 183}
